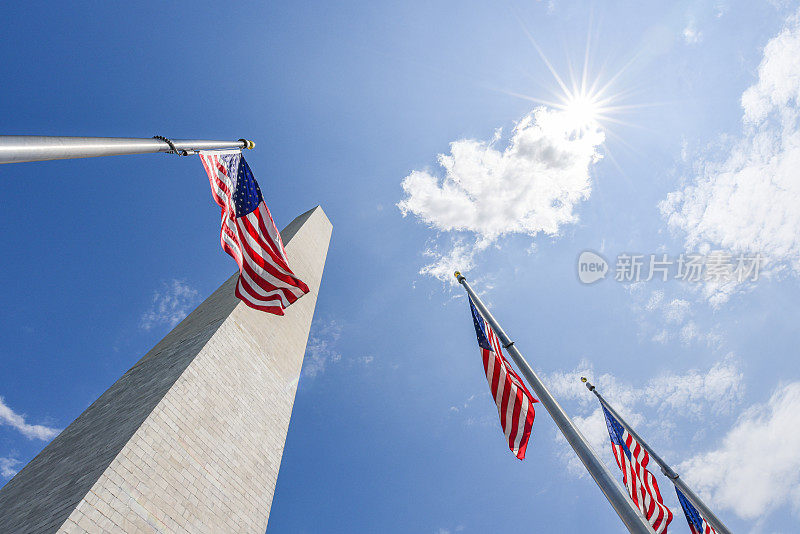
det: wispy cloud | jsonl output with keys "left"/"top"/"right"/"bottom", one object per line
{"left": 139, "top": 279, "right": 199, "bottom": 331}
{"left": 447, "top": 392, "right": 500, "bottom": 429}
{"left": 683, "top": 19, "right": 703, "bottom": 44}
{"left": 0, "top": 456, "right": 21, "bottom": 479}
{"left": 449, "top": 393, "right": 477, "bottom": 414}
{"left": 435, "top": 525, "right": 465, "bottom": 534}
{"left": 662, "top": 8, "right": 800, "bottom": 305}
{"left": 663, "top": 298, "right": 691, "bottom": 324}
{"left": 303, "top": 319, "right": 343, "bottom": 378}
{"left": 399, "top": 108, "right": 604, "bottom": 281}
{"left": 0, "top": 396, "right": 59, "bottom": 441}
{"left": 628, "top": 284, "right": 722, "bottom": 347}
{"left": 680, "top": 381, "right": 800, "bottom": 520}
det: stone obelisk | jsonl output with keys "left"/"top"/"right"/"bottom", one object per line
{"left": 0, "top": 206, "right": 332, "bottom": 534}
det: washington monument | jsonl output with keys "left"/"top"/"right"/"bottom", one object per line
{"left": 0, "top": 205, "right": 332, "bottom": 533}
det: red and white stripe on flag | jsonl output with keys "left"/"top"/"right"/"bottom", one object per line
{"left": 469, "top": 297, "right": 537, "bottom": 459}
{"left": 482, "top": 326, "right": 537, "bottom": 459}
{"left": 603, "top": 406, "right": 673, "bottom": 533}
{"left": 199, "top": 151, "right": 309, "bottom": 315}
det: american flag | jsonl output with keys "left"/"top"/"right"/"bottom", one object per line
{"left": 199, "top": 151, "right": 309, "bottom": 315}
{"left": 468, "top": 297, "right": 537, "bottom": 459}
{"left": 601, "top": 405, "right": 673, "bottom": 533}
{"left": 676, "top": 487, "right": 717, "bottom": 534}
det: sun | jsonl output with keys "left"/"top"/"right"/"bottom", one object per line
{"left": 499, "top": 17, "right": 648, "bottom": 140}
{"left": 563, "top": 93, "right": 602, "bottom": 130}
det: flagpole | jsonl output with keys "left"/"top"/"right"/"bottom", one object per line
{"left": 0, "top": 136, "right": 255, "bottom": 164}
{"left": 582, "top": 378, "right": 732, "bottom": 534}
{"left": 454, "top": 272, "right": 653, "bottom": 534}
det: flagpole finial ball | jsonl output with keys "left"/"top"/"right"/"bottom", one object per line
{"left": 454, "top": 271, "right": 461, "bottom": 278}
{"left": 239, "top": 139, "right": 256, "bottom": 150}
{"left": 580, "top": 377, "right": 587, "bottom": 383}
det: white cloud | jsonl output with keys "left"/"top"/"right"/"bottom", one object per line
{"left": 630, "top": 287, "right": 721, "bottom": 347}
{"left": 303, "top": 319, "right": 343, "bottom": 378}
{"left": 419, "top": 237, "right": 490, "bottom": 283}
{"left": 399, "top": 107, "right": 604, "bottom": 281}
{"left": 662, "top": 9, "right": 800, "bottom": 304}
{"left": 140, "top": 279, "right": 199, "bottom": 330}
{"left": 679, "top": 321, "right": 700, "bottom": 344}
{"left": 714, "top": 1, "right": 728, "bottom": 18}
{"left": 646, "top": 290, "right": 665, "bottom": 311}
{"left": 360, "top": 355, "right": 374, "bottom": 365}
{"left": 663, "top": 298, "right": 691, "bottom": 324}
{"left": 449, "top": 393, "right": 477, "bottom": 415}
{"left": 0, "top": 396, "right": 59, "bottom": 441}
{"left": 642, "top": 355, "right": 743, "bottom": 417}
{"left": 0, "top": 457, "right": 21, "bottom": 479}
{"left": 546, "top": 355, "right": 743, "bottom": 474}
{"left": 652, "top": 329, "right": 669, "bottom": 344}
{"left": 683, "top": 20, "right": 703, "bottom": 44}
{"left": 679, "top": 381, "right": 800, "bottom": 520}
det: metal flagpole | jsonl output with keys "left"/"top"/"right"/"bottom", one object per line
{"left": 0, "top": 136, "right": 255, "bottom": 164}
{"left": 454, "top": 272, "right": 654, "bottom": 534}
{"left": 582, "top": 378, "right": 732, "bottom": 534}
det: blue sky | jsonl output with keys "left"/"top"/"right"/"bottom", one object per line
{"left": 2, "top": 1, "right": 800, "bottom": 532}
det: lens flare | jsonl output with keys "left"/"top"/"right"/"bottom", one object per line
{"left": 500, "top": 15, "right": 656, "bottom": 143}
{"left": 563, "top": 93, "right": 601, "bottom": 130}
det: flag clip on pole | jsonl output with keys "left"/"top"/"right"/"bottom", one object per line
{"left": 0, "top": 136, "right": 255, "bottom": 164}
{"left": 453, "top": 272, "right": 654, "bottom": 534}
{"left": 581, "top": 378, "right": 733, "bottom": 534}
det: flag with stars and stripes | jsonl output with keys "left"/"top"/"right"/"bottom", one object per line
{"left": 199, "top": 150, "right": 309, "bottom": 315}
{"left": 676, "top": 487, "right": 717, "bottom": 534}
{"left": 601, "top": 405, "right": 673, "bottom": 533}
{"left": 468, "top": 297, "right": 537, "bottom": 459}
